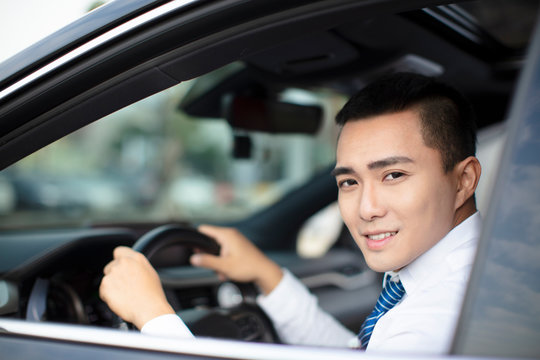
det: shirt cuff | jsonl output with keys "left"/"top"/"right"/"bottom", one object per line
{"left": 141, "top": 314, "right": 195, "bottom": 339}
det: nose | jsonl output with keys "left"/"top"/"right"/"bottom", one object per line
{"left": 358, "top": 183, "right": 386, "bottom": 222}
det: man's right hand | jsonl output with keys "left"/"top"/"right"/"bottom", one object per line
{"left": 100, "top": 246, "right": 175, "bottom": 329}
{"left": 190, "top": 225, "right": 283, "bottom": 295}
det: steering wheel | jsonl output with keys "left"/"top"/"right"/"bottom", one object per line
{"left": 132, "top": 224, "right": 221, "bottom": 259}
{"left": 119, "top": 224, "right": 280, "bottom": 343}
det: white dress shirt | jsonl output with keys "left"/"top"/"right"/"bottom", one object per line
{"left": 142, "top": 212, "right": 481, "bottom": 354}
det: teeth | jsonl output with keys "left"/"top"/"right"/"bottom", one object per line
{"left": 367, "top": 232, "right": 396, "bottom": 241}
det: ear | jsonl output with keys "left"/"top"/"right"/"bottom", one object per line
{"left": 453, "top": 156, "right": 482, "bottom": 210}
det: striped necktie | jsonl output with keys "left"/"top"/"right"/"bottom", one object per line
{"left": 357, "top": 274, "right": 406, "bottom": 349}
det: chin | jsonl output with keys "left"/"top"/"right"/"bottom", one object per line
{"left": 364, "top": 254, "right": 407, "bottom": 273}
{"left": 365, "top": 259, "right": 393, "bottom": 273}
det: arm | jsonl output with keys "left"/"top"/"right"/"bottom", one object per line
{"left": 192, "top": 226, "right": 355, "bottom": 347}
{"left": 257, "top": 269, "right": 355, "bottom": 347}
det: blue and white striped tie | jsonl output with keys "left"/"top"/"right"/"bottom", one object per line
{"left": 358, "top": 274, "right": 406, "bottom": 349}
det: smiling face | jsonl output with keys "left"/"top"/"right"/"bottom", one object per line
{"left": 334, "top": 109, "right": 462, "bottom": 272}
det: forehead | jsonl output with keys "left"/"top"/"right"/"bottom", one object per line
{"left": 336, "top": 110, "right": 440, "bottom": 169}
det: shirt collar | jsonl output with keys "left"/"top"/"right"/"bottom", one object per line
{"left": 395, "top": 211, "right": 482, "bottom": 295}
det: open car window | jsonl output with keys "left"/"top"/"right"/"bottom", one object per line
{"left": 0, "top": 63, "right": 345, "bottom": 229}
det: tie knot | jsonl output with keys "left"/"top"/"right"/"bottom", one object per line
{"left": 374, "top": 276, "right": 405, "bottom": 313}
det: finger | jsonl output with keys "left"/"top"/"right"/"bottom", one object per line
{"left": 113, "top": 246, "right": 134, "bottom": 259}
{"left": 197, "top": 225, "right": 230, "bottom": 245}
{"left": 103, "top": 260, "right": 114, "bottom": 275}
{"left": 99, "top": 275, "right": 111, "bottom": 302}
{"left": 190, "top": 253, "right": 223, "bottom": 271}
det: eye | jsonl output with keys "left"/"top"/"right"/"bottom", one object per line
{"left": 384, "top": 172, "right": 405, "bottom": 181}
{"left": 337, "top": 178, "right": 357, "bottom": 189}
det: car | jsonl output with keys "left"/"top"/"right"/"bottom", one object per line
{"left": 0, "top": 0, "right": 539, "bottom": 359}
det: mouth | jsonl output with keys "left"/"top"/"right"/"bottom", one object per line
{"left": 366, "top": 231, "right": 397, "bottom": 241}
{"left": 363, "top": 231, "right": 397, "bottom": 250}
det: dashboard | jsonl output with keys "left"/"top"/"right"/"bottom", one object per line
{"left": 0, "top": 228, "right": 135, "bottom": 326}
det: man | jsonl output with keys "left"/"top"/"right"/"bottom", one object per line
{"left": 100, "top": 72, "right": 482, "bottom": 353}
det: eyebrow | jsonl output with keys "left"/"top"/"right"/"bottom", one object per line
{"left": 332, "top": 156, "right": 414, "bottom": 177}
{"left": 367, "top": 156, "right": 414, "bottom": 170}
{"left": 331, "top": 166, "right": 354, "bottom": 177}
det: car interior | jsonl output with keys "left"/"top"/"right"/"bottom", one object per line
{"left": 0, "top": 0, "right": 537, "bottom": 347}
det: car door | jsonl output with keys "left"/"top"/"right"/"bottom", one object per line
{"left": 450, "top": 7, "right": 540, "bottom": 358}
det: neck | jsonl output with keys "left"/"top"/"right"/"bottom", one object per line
{"left": 452, "top": 198, "right": 477, "bottom": 228}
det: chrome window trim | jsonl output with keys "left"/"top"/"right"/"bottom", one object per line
{"left": 0, "top": 318, "right": 407, "bottom": 360}
{"left": 0, "top": 0, "right": 198, "bottom": 102}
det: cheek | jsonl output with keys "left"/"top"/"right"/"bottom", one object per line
{"left": 402, "top": 173, "right": 454, "bottom": 209}
{"left": 385, "top": 183, "right": 424, "bottom": 218}
{"left": 337, "top": 193, "right": 356, "bottom": 229}
{"left": 397, "top": 180, "right": 456, "bottom": 240}
{"left": 337, "top": 194, "right": 349, "bottom": 222}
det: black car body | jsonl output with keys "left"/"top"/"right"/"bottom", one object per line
{"left": 0, "top": 0, "right": 539, "bottom": 359}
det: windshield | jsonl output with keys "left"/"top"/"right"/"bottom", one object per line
{"left": 0, "top": 65, "right": 344, "bottom": 229}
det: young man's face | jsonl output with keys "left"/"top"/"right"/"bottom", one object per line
{"left": 334, "top": 109, "right": 460, "bottom": 272}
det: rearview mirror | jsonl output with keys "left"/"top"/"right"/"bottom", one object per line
{"left": 225, "top": 96, "right": 322, "bottom": 134}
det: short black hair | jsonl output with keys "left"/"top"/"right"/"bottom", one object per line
{"left": 335, "top": 72, "right": 477, "bottom": 172}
